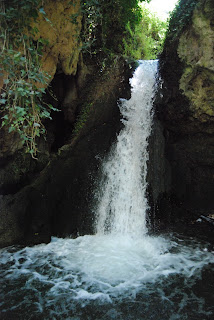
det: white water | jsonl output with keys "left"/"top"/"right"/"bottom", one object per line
{"left": 95, "top": 60, "right": 157, "bottom": 236}
{"left": 0, "top": 61, "right": 214, "bottom": 319}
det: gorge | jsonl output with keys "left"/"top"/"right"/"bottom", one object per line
{"left": 0, "top": 0, "right": 214, "bottom": 318}
{"left": 1, "top": 60, "right": 214, "bottom": 319}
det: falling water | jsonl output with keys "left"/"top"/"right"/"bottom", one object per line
{"left": 0, "top": 61, "right": 214, "bottom": 320}
{"left": 95, "top": 60, "right": 157, "bottom": 237}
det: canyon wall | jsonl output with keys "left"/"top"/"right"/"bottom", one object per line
{"left": 157, "top": 0, "right": 214, "bottom": 225}
{"left": 0, "top": 0, "right": 133, "bottom": 247}
{"left": 1, "top": 0, "right": 214, "bottom": 247}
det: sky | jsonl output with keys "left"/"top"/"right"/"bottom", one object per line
{"left": 145, "top": 0, "right": 179, "bottom": 20}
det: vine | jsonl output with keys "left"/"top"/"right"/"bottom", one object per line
{"left": 165, "top": 0, "right": 199, "bottom": 42}
{"left": 0, "top": 0, "right": 58, "bottom": 158}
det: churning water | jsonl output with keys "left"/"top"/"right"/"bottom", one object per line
{"left": 95, "top": 61, "right": 156, "bottom": 237}
{"left": 0, "top": 61, "right": 214, "bottom": 320}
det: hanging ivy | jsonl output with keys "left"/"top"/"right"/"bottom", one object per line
{"left": 0, "top": 0, "right": 58, "bottom": 158}
{"left": 165, "top": 0, "right": 199, "bottom": 42}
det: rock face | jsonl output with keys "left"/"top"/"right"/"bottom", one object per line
{"left": 0, "top": 0, "right": 135, "bottom": 248}
{"left": 0, "top": 57, "right": 132, "bottom": 248}
{"left": 178, "top": 0, "right": 214, "bottom": 121}
{"left": 157, "top": 0, "right": 214, "bottom": 223}
{"left": 0, "top": 0, "right": 82, "bottom": 159}
{"left": 33, "top": 0, "right": 82, "bottom": 80}
{"left": 147, "top": 118, "right": 171, "bottom": 227}
{"left": 1, "top": 0, "right": 214, "bottom": 247}
{"left": 0, "top": 0, "right": 82, "bottom": 90}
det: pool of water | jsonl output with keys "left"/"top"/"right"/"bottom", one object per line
{"left": 0, "top": 233, "right": 213, "bottom": 320}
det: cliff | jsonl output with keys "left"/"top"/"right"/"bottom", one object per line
{"left": 0, "top": 0, "right": 82, "bottom": 159}
{"left": 0, "top": 0, "right": 135, "bottom": 247}
{"left": 178, "top": 0, "right": 214, "bottom": 121}
{"left": 157, "top": 0, "right": 214, "bottom": 227}
{"left": 0, "top": 56, "right": 132, "bottom": 247}
{"left": 1, "top": 0, "right": 214, "bottom": 247}
{"left": 33, "top": 0, "right": 82, "bottom": 79}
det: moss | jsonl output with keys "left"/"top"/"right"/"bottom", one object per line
{"left": 160, "top": 0, "right": 199, "bottom": 78}
{"left": 165, "top": 0, "right": 199, "bottom": 43}
{"left": 72, "top": 102, "right": 93, "bottom": 137}
{"left": 32, "top": 0, "right": 82, "bottom": 79}
{"left": 177, "top": 0, "right": 214, "bottom": 120}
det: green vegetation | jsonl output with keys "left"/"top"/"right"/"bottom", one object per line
{"left": 161, "top": 0, "right": 199, "bottom": 78}
{"left": 123, "top": 5, "right": 167, "bottom": 60}
{"left": 0, "top": 0, "right": 57, "bottom": 158}
{"left": 80, "top": 0, "right": 167, "bottom": 60}
{"left": 0, "top": 0, "right": 169, "bottom": 156}
{"left": 81, "top": 0, "right": 146, "bottom": 55}
{"left": 72, "top": 102, "right": 93, "bottom": 136}
{"left": 165, "top": 0, "right": 199, "bottom": 42}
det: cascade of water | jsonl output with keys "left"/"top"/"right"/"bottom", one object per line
{"left": 95, "top": 60, "right": 158, "bottom": 237}
{"left": 1, "top": 60, "right": 214, "bottom": 320}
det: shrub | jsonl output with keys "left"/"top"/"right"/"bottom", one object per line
{"left": 122, "top": 5, "right": 167, "bottom": 60}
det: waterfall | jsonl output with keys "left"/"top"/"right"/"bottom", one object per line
{"left": 95, "top": 60, "right": 158, "bottom": 237}
{"left": 0, "top": 60, "right": 214, "bottom": 320}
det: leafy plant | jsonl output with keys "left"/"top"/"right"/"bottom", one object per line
{"left": 0, "top": 0, "right": 57, "bottom": 158}
{"left": 80, "top": 0, "right": 151, "bottom": 56}
{"left": 165, "top": 0, "right": 199, "bottom": 42}
{"left": 123, "top": 5, "right": 167, "bottom": 60}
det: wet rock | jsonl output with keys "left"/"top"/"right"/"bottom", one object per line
{"left": 157, "top": 0, "right": 214, "bottom": 225}
{"left": 0, "top": 58, "right": 132, "bottom": 248}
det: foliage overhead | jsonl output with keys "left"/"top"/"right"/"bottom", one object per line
{"left": 164, "top": 0, "right": 199, "bottom": 43}
{"left": 160, "top": 0, "right": 199, "bottom": 79}
{"left": 123, "top": 5, "right": 167, "bottom": 60}
{"left": 80, "top": 0, "right": 166, "bottom": 60}
{"left": 81, "top": 0, "right": 151, "bottom": 55}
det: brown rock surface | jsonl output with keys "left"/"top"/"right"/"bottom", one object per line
{"left": 158, "top": 0, "right": 214, "bottom": 222}
{"left": 178, "top": 0, "right": 214, "bottom": 121}
{"left": 32, "top": 0, "right": 82, "bottom": 80}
